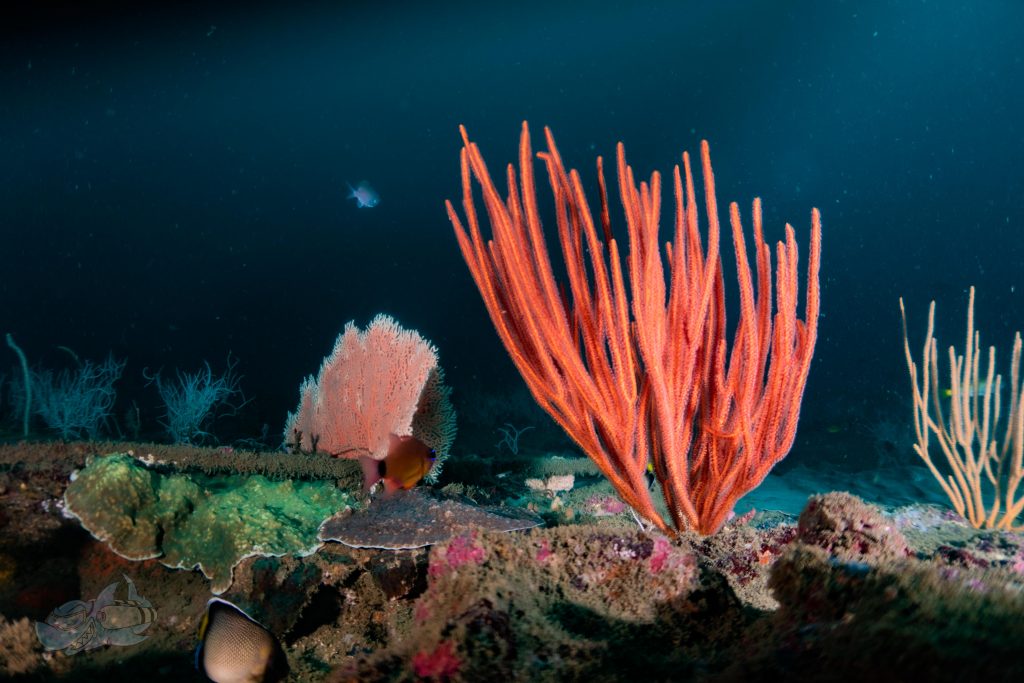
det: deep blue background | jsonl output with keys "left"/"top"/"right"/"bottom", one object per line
{"left": 2, "top": 1, "right": 1022, "bottom": 464}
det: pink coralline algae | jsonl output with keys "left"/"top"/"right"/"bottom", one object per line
{"left": 649, "top": 537, "right": 672, "bottom": 573}
{"left": 428, "top": 532, "right": 487, "bottom": 578}
{"left": 412, "top": 640, "right": 461, "bottom": 679}
{"left": 587, "top": 495, "right": 628, "bottom": 516}
{"left": 414, "top": 600, "right": 432, "bottom": 625}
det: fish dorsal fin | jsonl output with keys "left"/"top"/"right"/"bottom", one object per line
{"left": 206, "top": 597, "right": 268, "bottom": 628}
{"left": 93, "top": 581, "right": 120, "bottom": 611}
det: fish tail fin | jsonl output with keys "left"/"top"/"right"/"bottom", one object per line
{"left": 359, "top": 455, "right": 382, "bottom": 492}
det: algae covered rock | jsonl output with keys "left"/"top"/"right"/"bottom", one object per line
{"left": 65, "top": 453, "right": 353, "bottom": 593}
{"left": 797, "top": 491, "right": 911, "bottom": 563}
{"left": 758, "top": 543, "right": 1024, "bottom": 681}
{"left": 332, "top": 525, "right": 750, "bottom": 682}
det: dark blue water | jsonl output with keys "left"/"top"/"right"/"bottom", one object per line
{"left": 3, "top": 1, "right": 1022, "bottom": 467}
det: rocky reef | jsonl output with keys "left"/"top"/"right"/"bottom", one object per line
{"left": 1, "top": 442, "right": 1022, "bottom": 681}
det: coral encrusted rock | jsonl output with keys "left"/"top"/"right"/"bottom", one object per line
{"left": 65, "top": 453, "right": 352, "bottom": 593}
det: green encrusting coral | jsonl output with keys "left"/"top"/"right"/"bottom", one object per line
{"left": 64, "top": 453, "right": 354, "bottom": 593}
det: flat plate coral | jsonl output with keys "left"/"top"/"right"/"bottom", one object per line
{"left": 318, "top": 489, "right": 542, "bottom": 550}
{"left": 63, "top": 453, "right": 352, "bottom": 594}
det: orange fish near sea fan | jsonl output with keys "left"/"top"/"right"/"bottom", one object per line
{"left": 360, "top": 434, "right": 436, "bottom": 495}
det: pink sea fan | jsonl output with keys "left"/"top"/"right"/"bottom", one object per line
{"left": 284, "top": 314, "right": 456, "bottom": 476}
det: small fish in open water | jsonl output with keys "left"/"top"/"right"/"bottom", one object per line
{"left": 346, "top": 180, "right": 379, "bottom": 208}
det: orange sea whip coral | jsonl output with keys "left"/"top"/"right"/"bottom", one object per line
{"left": 447, "top": 122, "right": 821, "bottom": 535}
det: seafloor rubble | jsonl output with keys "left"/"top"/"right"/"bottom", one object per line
{"left": 0, "top": 441, "right": 1022, "bottom": 682}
